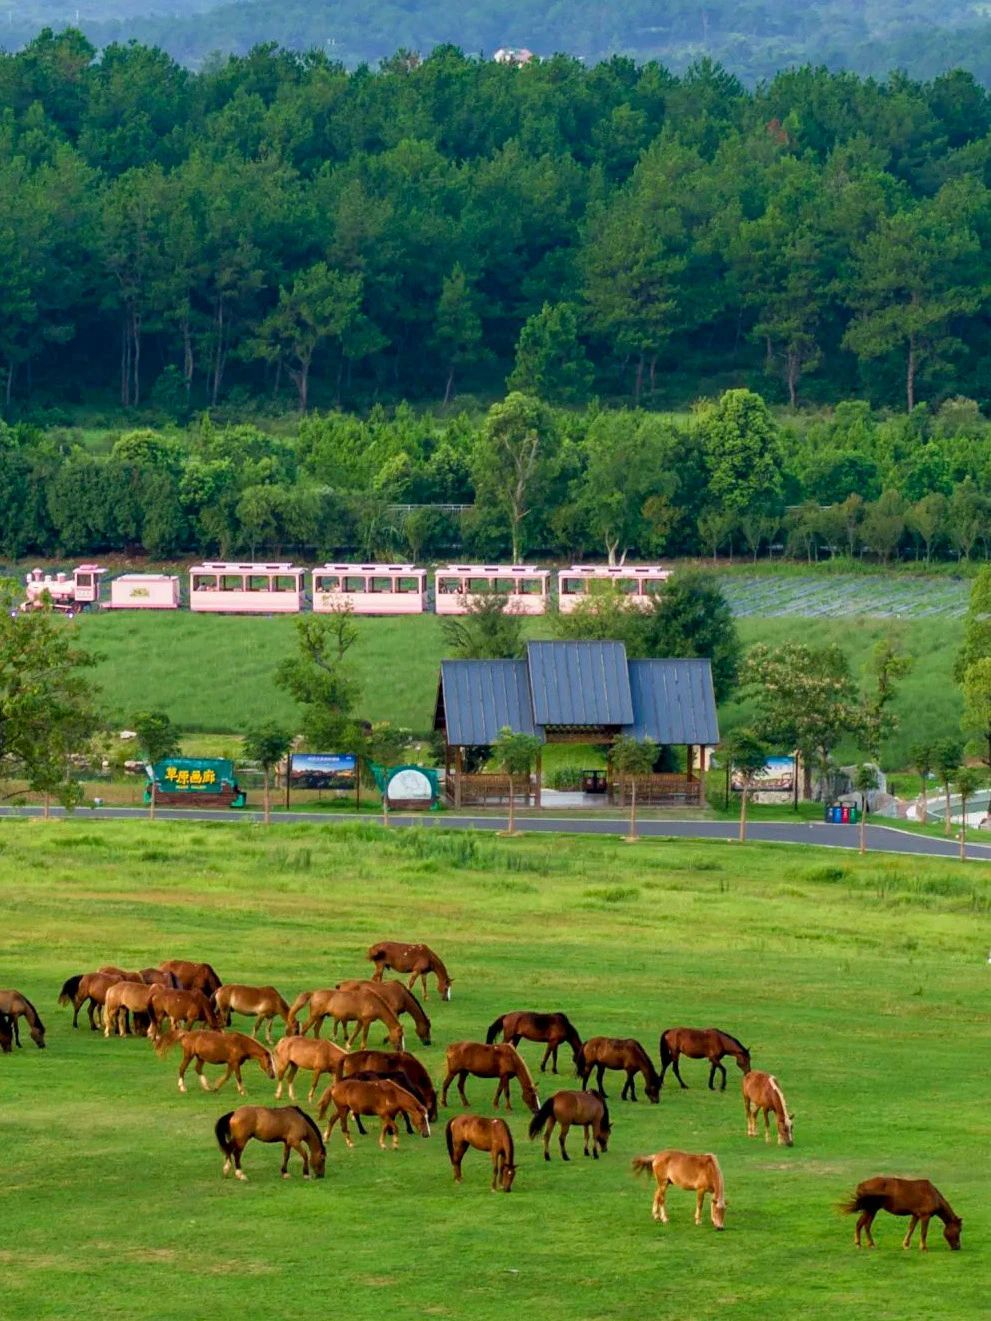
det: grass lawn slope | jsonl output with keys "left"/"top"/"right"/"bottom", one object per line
{"left": 0, "top": 821, "right": 988, "bottom": 1320}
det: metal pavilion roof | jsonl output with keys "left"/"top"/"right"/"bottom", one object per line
{"left": 436, "top": 643, "right": 718, "bottom": 747}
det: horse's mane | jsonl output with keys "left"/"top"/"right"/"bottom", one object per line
{"left": 290, "top": 1106, "right": 325, "bottom": 1151}
{"left": 20, "top": 995, "right": 44, "bottom": 1030}
{"left": 630, "top": 1039, "right": 658, "bottom": 1078}
{"left": 506, "top": 1043, "right": 535, "bottom": 1093}
{"left": 767, "top": 1074, "right": 788, "bottom": 1116}
{"left": 717, "top": 1029, "right": 748, "bottom": 1054}
{"left": 706, "top": 1153, "right": 726, "bottom": 1207}
{"left": 428, "top": 951, "right": 450, "bottom": 980}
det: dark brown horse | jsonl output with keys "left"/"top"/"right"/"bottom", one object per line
{"left": 319, "top": 1077, "right": 431, "bottom": 1148}
{"left": 150, "top": 986, "right": 221, "bottom": 1031}
{"left": 0, "top": 1012, "right": 12, "bottom": 1054}
{"left": 336, "top": 979, "right": 431, "bottom": 1046}
{"left": 841, "top": 1177, "right": 962, "bottom": 1251}
{"left": 446, "top": 1115, "right": 516, "bottom": 1191}
{"left": 742, "top": 1069, "right": 794, "bottom": 1146}
{"left": 155, "top": 1029, "right": 275, "bottom": 1095}
{"left": 215, "top": 1105, "right": 326, "bottom": 1180}
{"left": 0, "top": 989, "right": 46, "bottom": 1048}
{"left": 329, "top": 1069, "right": 430, "bottom": 1137}
{"left": 213, "top": 984, "right": 292, "bottom": 1043}
{"left": 339, "top": 1049, "right": 438, "bottom": 1121}
{"left": 632, "top": 1151, "right": 726, "bottom": 1229}
{"left": 273, "top": 1034, "right": 348, "bottom": 1101}
{"left": 441, "top": 1042, "right": 540, "bottom": 1113}
{"left": 367, "top": 941, "right": 452, "bottom": 1000}
{"left": 580, "top": 1037, "right": 660, "bottom": 1102}
{"left": 486, "top": 1011, "right": 583, "bottom": 1074}
{"left": 59, "top": 972, "right": 121, "bottom": 1029}
{"left": 659, "top": 1027, "right": 750, "bottom": 1090}
{"left": 529, "top": 1090, "right": 610, "bottom": 1160}
{"left": 158, "top": 960, "right": 223, "bottom": 996}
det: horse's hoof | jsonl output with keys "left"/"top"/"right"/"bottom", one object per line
{"left": 235, "top": 1171, "right": 247, "bottom": 1181}
{"left": 544, "top": 1153, "right": 550, "bottom": 1162}
{"left": 282, "top": 1173, "right": 291, "bottom": 1180}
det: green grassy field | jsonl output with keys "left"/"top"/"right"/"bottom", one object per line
{"left": 77, "top": 611, "right": 961, "bottom": 769}
{"left": 1, "top": 820, "right": 988, "bottom": 1320}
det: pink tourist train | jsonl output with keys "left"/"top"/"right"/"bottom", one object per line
{"left": 557, "top": 565, "right": 671, "bottom": 612}
{"left": 188, "top": 562, "right": 306, "bottom": 613}
{"left": 434, "top": 565, "right": 551, "bottom": 615}
{"left": 19, "top": 561, "right": 672, "bottom": 616}
{"left": 312, "top": 564, "right": 427, "bottom": 615}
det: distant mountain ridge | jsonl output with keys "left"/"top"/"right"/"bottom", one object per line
{"left": 6, "top": 0, "right": 991, "bottom": 83}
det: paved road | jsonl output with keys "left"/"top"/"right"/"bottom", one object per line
{"left": 3, "top": 804, "right": 990, "bottom": 861}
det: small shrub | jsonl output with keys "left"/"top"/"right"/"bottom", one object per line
{"left": 583, "top": 885, "right": 640, "bottom": 903}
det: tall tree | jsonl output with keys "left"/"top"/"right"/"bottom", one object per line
{"left": 610, "top": 734, "right": 658, "bottom": 842}
{"left": 722, "top": 727, "right": 770, "bottom": 844}
{"left": 432, "top": 264, "right": 485, "bottom": 405}
{"left": 243, "top": 723, "right": 292, "bottom": 825}
{"left": 506, "top": 302, "right": 593, "bottom": 405}
{"left": 274, "top": 608, "right": 360, "bottom": 750}
{"left": 441, "top": 589, "right": 525, "bottom": 660}
{"left": 641, "top": 571, "right": 741, "bottom": 703}
{"left": 471, "top": 393, "right": 559, "bottom": 563}
{"left": 491, "top": 726, "right": 542, "bottom": 837}
{"left": 696, "top": 389, "right": 783, "bottom": 518}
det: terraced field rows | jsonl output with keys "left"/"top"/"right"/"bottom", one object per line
{"left": 723, "top": 574, "right": 969, "bottom": 618}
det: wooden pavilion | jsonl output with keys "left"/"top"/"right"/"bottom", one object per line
{"left": 433, "top": 641, "right": 719, "bottom": 808}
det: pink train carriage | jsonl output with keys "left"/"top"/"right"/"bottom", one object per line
{"left": 311, "top": 564, "right": 427, "bottom": 615}
{"left": 434, "top": 564, "right": 550, "bottom": 615}
{"left": 556, "top": 565, "right": 671, "bottom": 612}
{"left": 188, "top": 562, "right": 306, "bottom": 614}
{"left": 105, "top": 574, "right": 180, "bottom": 609}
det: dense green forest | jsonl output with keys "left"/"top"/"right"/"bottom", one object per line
{"left": 5, "top": 391, "right": 991, "bottom": 564}
{"left": 5, "top": 34, "right": 991, "bottom": 416}
{"left": 6, "top": 1, "right": 991, "bottom": 85}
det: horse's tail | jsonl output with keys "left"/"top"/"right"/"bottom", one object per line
{"left": 528, "top": 1096, "right": 555, "bottom": 1140}
{"left": 214, "top": 1111, "right": 236, "bottom": 1158}
{"left": 707, "top": 1153, "right": 726, "bottom": 1207}
{"left": 58, "top": 975, "right": 82, "bottom": 1006}
{"left": 839, "top": 1188, "right": 872, "bottom": 1215}
{"left": 154, "top": 1029, "right": 185, "bottom": 1059}
{"left": 286, "top": 991, "right": 312, "bottom": 1031}
{"left": 485, "top": 1015, "right": 504, "bottom": 1044}
{"left": 659, "top": 1030, "right": 672, "bottom": 1068}
{"left": 445, "top": 1118, "right": 456, "bottom": 1161}
{"left": 631, "top": 1155, "right": 656, "bottom": 1178}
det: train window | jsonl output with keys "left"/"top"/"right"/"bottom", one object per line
{"left": 398, "top": 577, "right": 419, "bottom": 593}
{"left": 468, "top": 578, "right": 491, "bottom": 593}
{"left": 247, "top": 576, "right": 269, "bottom": 591}
{"left": 274, "top": 576, "right": 298, "bottom": 592}
{"left": 344, "top": 576, "right": 366, "bottom": 592}
{"left": 194, "top": 574, "right": 218, "bottom": 591}
{"left": 221, "top": 575, "right": 243, "bottom": 591}
{"left": 561, "top": 579, "right": 582, "bottom": 595}
{"left": 371, "top": 577, "right": 391, "bottom": 592}
{"left": 315, "top": 575, "right": 339, "bottom": 592}
{"left": 643, "top": 578, "right": 666, "bottom": 595}
{"left": 521, "top": 578, "right": 543, "bottom": 594}
{"left": 437, "top": 577, "right": 459, "bottom": 593}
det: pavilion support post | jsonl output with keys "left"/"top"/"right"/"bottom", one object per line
{"left": 534, "top": 748, "right": 542, "bottom": 809}
{"left": 697, "top": 746, "right": 707, "bottom": 808}
{"left": 454, "top": 746, "right": 463, "bottom": 809}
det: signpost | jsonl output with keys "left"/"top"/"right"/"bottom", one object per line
{"left": 370, "top": 764, "right": 440, "bottom": 811}
{"left": 144, "top": 758, "right": 246, "bottom": 809}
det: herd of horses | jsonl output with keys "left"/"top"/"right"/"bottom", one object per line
{"left": 2, "top": 936, "right": 964, "bottom": 1252}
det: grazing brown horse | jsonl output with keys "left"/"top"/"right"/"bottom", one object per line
{"left": 98, "top": 965, "right": 144, "bottom": 982}
{"left": 213, "top": 984, "right": 292, "bottom": 1043}
{"left": 841, "top": 1177, "right": 962, "bottom": 1251}
{"left": 367, "top": 941, "right": 452, "bottom": 1001}
{"left": 632, "top": 1151, "right": 726, "bottom": 1229}
{"left": 446, "top": 1115, "right": 516, "bottom": 1191}
{"left": 139, "top": 968, "right": 180, "bottom": 988}
{"left": 529, "top": 1090, "right": 610, "bottom": 1161}
{"left": 0, "top": 1012, "right": 12, "bottom": 1053}
{"left": 158, "top": 960, "right": 223, "bottom": 996}
{"left": 340, "top": 1050, "right": 438, "bottom": 1121}
{"left": 215, "top": 1105, "right": 326, "bottom": 1181}
{"left": 580, "top": 1037, "right": 661, "bottom": 1102}
{"left": 273, "top": 1035, "right": 348, "bottom": 1101}
{"left": 59, "top": 973, "right": 121, "bottom": 1029}
{"left": 319, "top": 1077, "right": 431, "bottom": 1148}
{"left": 441, "top": 1042, "right": 540, "bottom": 1113}
{"left": 150, "top": 986, "right": 221, "bottom": 1031}
{"left": 155, "top": 1029, "right": 275, "bottom": 1095}
{"left": 0, "top": 989, "right": 46, "bottom": 1048}
{"left": 103, "top": 981, "right": 162, "bottom": 1038}
{"left": 743, "top": 1070, "right": 794, "bottom": 1146}
{"left": 328, "top": 1069, "right": 430, "bottom": 1137}
{"left": 287, "top": 987, "right": 405, "bottom": 1051}
{"left": 486, "top": 1011, "right": 584, "bottom": 1074}
{"left": 336, "top": 979, "right": 431, "bottom": 1046}
{"left": 659, "top": 1027, "right": 750, "bottom": 1090}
